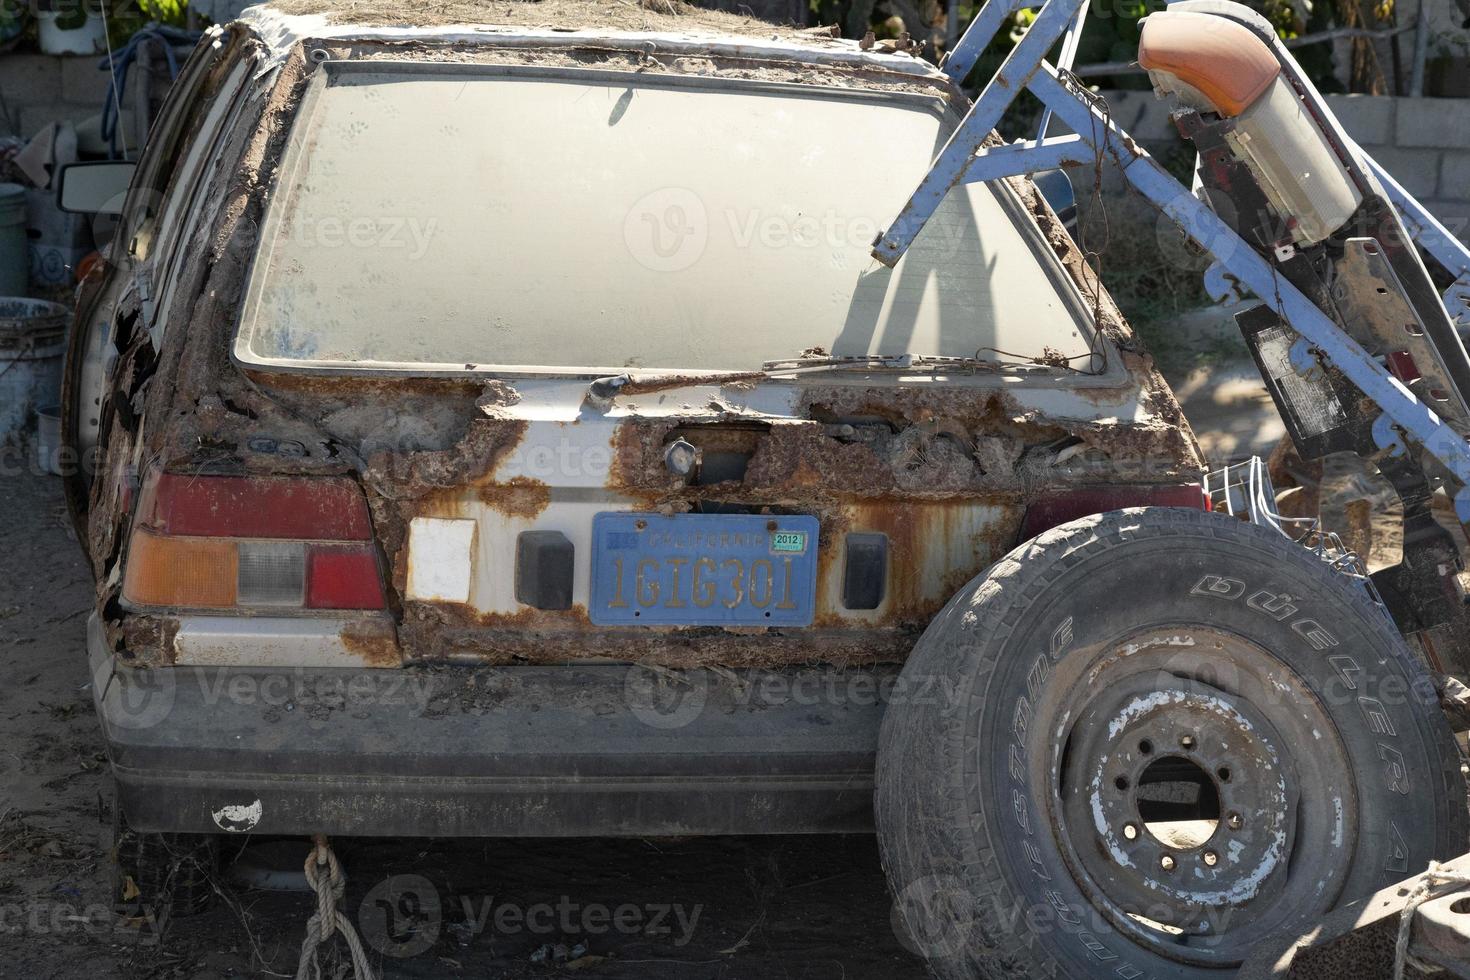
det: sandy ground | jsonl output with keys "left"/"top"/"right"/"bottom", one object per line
{"left": 0, "top": 468, "right": 922, "bottom": 979}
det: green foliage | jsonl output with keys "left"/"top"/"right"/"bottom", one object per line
{"left": 809, "top": 0, "right": 1343, "bottom": 93}
{"left": 105, "top": 0, "right": 192, "bottom": 47}
{"left": 0, "top": 0, "right": 27, "bottom": 42}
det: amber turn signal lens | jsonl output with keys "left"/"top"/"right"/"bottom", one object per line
{"left": 122, "top": 529, "right": 239, "bottom": 608}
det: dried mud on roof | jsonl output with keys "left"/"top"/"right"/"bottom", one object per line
{"left": 264, "top": 0, "right": 816, "bottom": 38}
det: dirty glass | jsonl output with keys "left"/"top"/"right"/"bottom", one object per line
{"left": 236, "top": 66, "right": 1098, "bottom": 374}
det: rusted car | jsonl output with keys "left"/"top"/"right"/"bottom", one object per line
{"left": 59, "top": 2, "right": 1466, "bottom": 977}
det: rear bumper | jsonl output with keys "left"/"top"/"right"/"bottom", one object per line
{"left": 90, "top": 617, "right": 889, "bottom": 837}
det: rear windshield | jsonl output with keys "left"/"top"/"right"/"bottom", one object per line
{"left": 235, "top": 62, "right": 1097, "bottom": 375}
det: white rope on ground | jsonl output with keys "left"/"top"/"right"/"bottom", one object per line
{"left": 1393, "top": 860, "right": 1470, "bottom": 980}
{"left": 296, "top": 834, "right": 377, "bottom": 980}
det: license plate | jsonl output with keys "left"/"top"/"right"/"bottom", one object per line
{"left": 589, "top": 513, "right": 819, "bottom": 626}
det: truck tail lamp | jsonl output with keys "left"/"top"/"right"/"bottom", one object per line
{"left": 122, "top": 471, "right": 385, "bottom": 611}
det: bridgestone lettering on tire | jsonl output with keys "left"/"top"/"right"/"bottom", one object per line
{"left": 876, "top": 508, "right": 1466, "bottom": 979}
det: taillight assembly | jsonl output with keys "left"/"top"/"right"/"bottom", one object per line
{"left": 1020, "top": 484, "right": 1208, "bottom": 539}
{"left": 122, "top": 471, "right": 385, "bottom": 611}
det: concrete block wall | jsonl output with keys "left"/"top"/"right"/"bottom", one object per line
{"left": 1096, "top": 90, "right": 1470, "bottom": 245}
{"left": 0, "top": 52, "right": 120, "bottom": 141}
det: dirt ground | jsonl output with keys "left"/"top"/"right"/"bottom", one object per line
{"left": 0, "top": 468, "right": 923, "bottom": 979}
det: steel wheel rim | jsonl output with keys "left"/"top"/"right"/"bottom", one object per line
{"left": 1047, "top": 627, "right": 1356, "bottom": 967}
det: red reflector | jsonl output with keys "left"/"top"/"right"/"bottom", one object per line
{"left": 1388, "top": 351, "right": 1421, "bottom": 384}
{"left": 1021, "top": 484, "right": 1207, "bottom": 539}
{"left": 307, "top": 546, "right": 386, "bottom": 610}
{"left": 142, "top": 473, "right": 373, "bottom": 540}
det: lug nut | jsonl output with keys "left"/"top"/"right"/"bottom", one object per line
{"left": 1227, "top": 812, "right": 1243, "bottom": 831}
{"left": 1180, "top": 735, "right": 1196, "bottom": 750}
{"left": 1123, "top": 823, "right": 1139, "bottom": 841}
{"left": 1160, "top": 854, "right": 1176, "bottom": 872}
{"left": 1203, "top": 850, "right": 1219, "bottom": 867}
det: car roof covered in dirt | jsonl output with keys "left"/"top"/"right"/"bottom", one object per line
{"left": 238, "top": 0, "right": 946, "bottom": 79}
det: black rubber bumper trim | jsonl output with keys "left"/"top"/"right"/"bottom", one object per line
{"left": 89, "top": 619, "right": 888, "bottom": 837}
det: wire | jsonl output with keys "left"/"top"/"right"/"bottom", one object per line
{"left": 96, "top": 23, "right": 202, "bottom": 159}
{"left": 1054, "top": 67, "right": 1115, "bottom": 375}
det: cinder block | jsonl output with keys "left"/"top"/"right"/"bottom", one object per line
{"left": 1440, "top": 152, "right": 1470, "bottom": 200}
{"left": 1417, "top": 199, "right": 1470, "bottom": 244}
{"left": 1097, "top": 89, "right": 1178, "bottom": 143}
{"left": 1396, "top": 97, "right": 1470, "bottom": 149}
{"left": 1323, "top": 94, "right": 1394, "bottom": 146}
{"left": 1370, "top": 146, "right": 1441, "bottom": 198}
{"left": 0, "top": 54, "right": 62, "bottom": 111}
{"left": 59, "top": 54, "right": 115, "bottom": 105}
{"left": 18, "top": 102, "right": 99, "bottom": 141}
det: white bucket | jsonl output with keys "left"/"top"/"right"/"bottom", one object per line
{"left": 35, "top": 405, "right": 62, "bottom": 476}
{"left": 37, "top": 5, "right": 107, "bottom": 56}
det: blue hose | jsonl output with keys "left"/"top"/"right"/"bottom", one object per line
{"left": 96, "top": 24, "right": 202, "bottom": 159}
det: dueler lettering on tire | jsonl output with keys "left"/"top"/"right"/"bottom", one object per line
{"left": 876, "top": 508, "right": 1466, "bottom": 979}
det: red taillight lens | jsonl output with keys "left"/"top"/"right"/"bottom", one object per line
{"left": 122, "top": 470, "right": 385, "bottom": 611}
{"left": 306, "top": 547, "right": 386, "bottom": 610}
{"left": 1021, "top": 484, "right": 1208, "bottom": 538}
{"left": 138, "top": 473, "right": 373, "bottom": 540}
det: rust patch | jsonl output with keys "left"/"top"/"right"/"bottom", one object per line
{"left": 242, "top": 371, "right": 483, "bottom": 400}
{"left": 401, "top": 593, "right": 919, "bottom": 667}
{"left": 473, "top": 476, "right": 552, "bottom": 519}
{"left": 619, "top": 372, "right": 769, "bottom": 396}
{"left": 118, "top": 615, "right": 180, "bottom": 666}
{"left": 476, "top": 379, "right": 521, "bottom": 411}
{"left": 363, "top": 418, "right": 530, "bottom": 496}
{"left": 810, "top": 498, "right": 1026, "bottom": 628}
{"left": 339, "top": 617, "right": 403, "bottom": 667}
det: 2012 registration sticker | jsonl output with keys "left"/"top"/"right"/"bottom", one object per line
{"left": 771, "top": 531, "right": 808, "bottom": 554}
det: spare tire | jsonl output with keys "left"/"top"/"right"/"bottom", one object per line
{"left": 877, "top": 508, "right": 1466, "bottom": 979}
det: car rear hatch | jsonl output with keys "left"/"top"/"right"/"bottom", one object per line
{"left": 122, "top": 45, "right": 1204, "bottom": 670}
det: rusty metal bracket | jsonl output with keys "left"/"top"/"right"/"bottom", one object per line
{"left": 1238, "top": 853, "right": 1470, "bottom": 979}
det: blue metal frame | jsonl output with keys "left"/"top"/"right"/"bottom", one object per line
{"left": 876, "top": 0, "right": 1470, "bottom": 519}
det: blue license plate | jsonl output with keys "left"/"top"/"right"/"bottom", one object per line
{"left": 589, "top": 513, "right": 819, "bottom": 626}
